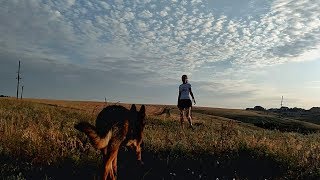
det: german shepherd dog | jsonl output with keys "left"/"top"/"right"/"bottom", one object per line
{"left": 75, "top": 104, "right": 146, "bottom": 180}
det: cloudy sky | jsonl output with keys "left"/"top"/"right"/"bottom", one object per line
{"left": 0, "top": 0, "right": 319, "bottom": 109}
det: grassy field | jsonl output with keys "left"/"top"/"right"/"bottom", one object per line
{"left": 192, "top": 107, "right": 320, "bottom": 134}
{"left": 0, "top": 98, "right": 320, "bottom": 179}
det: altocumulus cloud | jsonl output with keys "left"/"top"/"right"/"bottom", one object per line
{"left": 0, "top": 0, "right": 319, "bottom": 107}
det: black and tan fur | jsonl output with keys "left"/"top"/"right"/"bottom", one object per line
{"left": 75, "top": 104, "right": 146, "bottom": 180}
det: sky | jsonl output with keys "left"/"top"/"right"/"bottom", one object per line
{"left": 0, "top": 0, "right": 319, "bottom": 109}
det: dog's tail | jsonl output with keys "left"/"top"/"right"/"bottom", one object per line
{"left": 75, "top": 122, "right": 112, "bottom": 150}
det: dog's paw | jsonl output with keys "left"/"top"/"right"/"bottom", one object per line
{"left": 137, "top": 160, "right": 144, "bottom": 167}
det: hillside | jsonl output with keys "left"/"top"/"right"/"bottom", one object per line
{"left": 192, "top": 107, "right": 320, "bottom": 134}
{"left": 20, "top": 98, "right": 320, "bottom": 134}
{"left": 0, "top": 98, "right": 319, "bottom": 179}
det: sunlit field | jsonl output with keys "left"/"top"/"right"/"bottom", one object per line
{"left": 0, "top": 98, "right": 319, "bottom": 179}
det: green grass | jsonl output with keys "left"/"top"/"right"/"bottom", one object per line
{"left": 0, "top": 98, "right": 320, "bottom": 179}
{"left": 192, "top": 107, "right": 320, "bottom": 134}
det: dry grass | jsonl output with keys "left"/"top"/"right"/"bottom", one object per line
{"left": 0, "top": 98, "right": 319, "bottom": 179}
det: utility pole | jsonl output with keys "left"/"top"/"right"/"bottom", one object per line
{"left": 281, "top": 96, "right": 283, "bottom": 107}
{"left": 104, "top": 97, "right": 108, "bottom": 107}
{"left": 20, "top": 85, "right": 24, "bottom": 99}
{"left": 16, "top": 61, "right": 21, "bottom": 99}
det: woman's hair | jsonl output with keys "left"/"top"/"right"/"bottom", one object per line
{"left": 181, "top": 75, "right": 188, "bottom": 83}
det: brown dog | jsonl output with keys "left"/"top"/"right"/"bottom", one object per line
{"left": 75, "top": 104, "right": 146, "bottom": 180}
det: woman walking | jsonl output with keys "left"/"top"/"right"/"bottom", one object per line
{"left": 177, "top": 75, "right": 196, "bottom": 129}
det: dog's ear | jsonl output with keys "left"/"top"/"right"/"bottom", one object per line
{"left": 130, "top": 104, "right": 137, "bottom": 112}
{"left": 139, "top": 105, "right": 146, "bottom": 115}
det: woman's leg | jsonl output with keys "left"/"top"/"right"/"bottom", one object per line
{"left": 186, "top": 107, "right": 193, "bottom": 128}
{"left": 179, "top": 108, "right": 185, "bottom": 128}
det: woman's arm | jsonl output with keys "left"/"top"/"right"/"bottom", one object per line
{"left": 189, "top": 88, "right": 196, "bottom": 105}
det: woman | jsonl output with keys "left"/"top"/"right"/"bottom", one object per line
{"left": 177, "top": 75, "right": 196, "bottom": 129}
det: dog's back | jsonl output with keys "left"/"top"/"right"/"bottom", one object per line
{"left": 95, "top": 105, "right": 130, "bottom": 137}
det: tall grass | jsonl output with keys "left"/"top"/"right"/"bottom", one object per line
{"left": 0, "top": 99, "right": 99, "bottom": 177}
{"left": 0, "top": 98, "right": 319, "bottom": 179}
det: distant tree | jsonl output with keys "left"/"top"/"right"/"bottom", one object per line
{"left": 309, "top": 107, "right": 320, "bottom": 112}
{"left": 253, "top": 106, "right": 266, "bottom": 111}
{"left": 292, "top": 107, "right": 305, "bottom": 112}
{"left": 280, "top": 106, "right": 289, "bottom": 111}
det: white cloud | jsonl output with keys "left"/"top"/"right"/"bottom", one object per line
{"left": 123, "top": 11, "right": 135, "bottom": 21}
{"left": 115, "top": 0, "right": 124, "bottom": 5}
{"left": 145, "top": 31, "right": 155, "bottom": 39}
{"left": 66, "top": 0, "right": 76, "bottom": 7}
{"left": 160, "top": 10, "right": 168, "bottom": 17}
{"left": 213, "top": 16, "right": 226, "bottom": 32}
{"left": 202, "top": 20, "right": 212, "bottom": 34}
{"left": 1, "top": 0, "right": 320, "bottom": 100}
{"left": 99, "top": 1, "right": 111, "bottom": 10}
{"left": 139, "top": 10, "right": 153, "bottom": 18}
{"left": 140, "top": 0, "right": 151, "bottom": 3}
{"left": 181, "top": 0, "right": 188, "bottom": 5}
{"left": 136, "top": 20, "right": 148, "bottom": 31}
{"left": 51, "top": 10, "right": 62, "bottom": 20}
{"left": 150, "top": 4, "right": 156, "bottom": 9}
{"left": 191, "top": 0, "right": 202, "bottom": 5}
